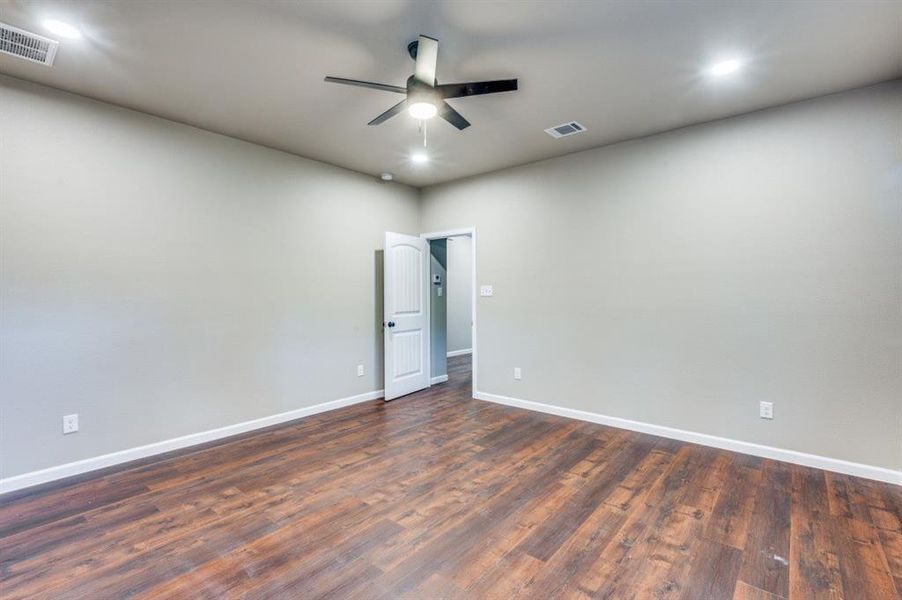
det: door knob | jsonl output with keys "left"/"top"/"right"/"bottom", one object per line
{"left": 386, "top": 321, "right": 396, "bottom": 328}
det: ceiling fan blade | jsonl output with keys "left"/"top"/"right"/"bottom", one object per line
{"left": 414, "top": 35, "right": 439, "bottom": 86}
{"left": 368, "top": 99, "right": 409, "bottom": 126}
{"left": 438, "top": 101, "right": 470, "bottom": 130}
{"left": 324, "top": 76, "right": 406, "bottom": 94}
{"left": 437, "top": 79, "right": 518, "bottom": 98}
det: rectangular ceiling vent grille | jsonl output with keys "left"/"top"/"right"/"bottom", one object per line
{"left": 0, "top": 22, "right": 59, "bottom": 66}
{"left": 545, "top": 121, "right": 587, "bottom": 139}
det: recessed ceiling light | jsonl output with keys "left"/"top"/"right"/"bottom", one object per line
{"left": 708, "top": 59, "right": 742, "bottom": 77}
{"left": 43, "top": 19, "right": 81, "bottom": 39}
{"left": 408, "top": 101, "right": 437, "bottom": 120}
{"left": 380, "top": 172, "right": 394, "bottom": 181}
{"left": 411, "top": 152, "right": 429, "bottom": 164}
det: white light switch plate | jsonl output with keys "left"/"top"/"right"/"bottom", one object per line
{"left": 437, "top": 287, "right": 443, "bottom": 297}
{"left": 357, "top": 364, "right": 365, "bottom": 377}
{"left": 480, "top": 285, "right": 494, "bottom": 297}
{"left": 513, "top": 367, "right": 522, "bottom": 380}
{"left": 759, "top": 401, "right": 773, "bottom": 419}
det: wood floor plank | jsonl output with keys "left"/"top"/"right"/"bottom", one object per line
{"left": 833, "top": 515, "right": 899, "bottom": 600}
{"left": 735, "top": 580, "right": 787, "bottom": 600}
{"left": 446, "top": 482, "right": 578, "bottom": 590}
{"left": 789, "top": 466, "right": 846, "bottom": 600}
{"left": 465, "top": 550, "right": 544, "bottom": 599}
{"left": 1, "top": 355, "right": 899, "bottom": 599}
{"left": 515, "top": 435, "right": 654, "bottom": 561}
{"left": 827, "top": 472, "right": 876, "bottom": 522}
{"left": 586, "top": 444, "right": 722, "bottom": 598}
{"left": 738, "top": 481, "right": 792, "bottom": 597}
{"left": 706, "top": 460, "right": 763, "bottom": 550}
{"left": 681, "top": 540, "right": 744, "bottom": 599}
{"left": 881, "top": 529, "right": 902, "bottom": 580}
{"left": 514, "top": 503, "right": 626, "bottom": 598}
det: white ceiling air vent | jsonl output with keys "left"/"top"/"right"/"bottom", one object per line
{"left": 0, "top": 22, "right": 59, "bottom": 66}
{"left": 544, "top": 121, "right": 587, "bottom": 139}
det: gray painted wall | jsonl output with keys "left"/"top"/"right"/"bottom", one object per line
{"left": 3, "top": 73, "right": 899, "bottom": 480}
{"left": 430, "top": 239, "right": 448, "bottom": 378}
{"left": 446, "top": 236, "right": 473, "bottom": 354}
{"left": 0, "top": 76, "right": 419, "bottom": 478}
{"left": 420, "top": 81, "right": 902, "bottom": 471}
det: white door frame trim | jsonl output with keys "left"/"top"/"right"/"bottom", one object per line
{"left": 420, "top": 227, "right": 477, "bottom": 394}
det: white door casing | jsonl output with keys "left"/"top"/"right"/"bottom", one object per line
{"left": 384, "top": 232, "right": 430, "bottom": 400}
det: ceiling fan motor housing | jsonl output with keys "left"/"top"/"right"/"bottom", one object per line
{"left": 407, "top": 76, "right": 438, "bottom": 104}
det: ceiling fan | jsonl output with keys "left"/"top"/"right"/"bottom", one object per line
{"left": 324, "top": 35, "right": 518, "bottom": 130}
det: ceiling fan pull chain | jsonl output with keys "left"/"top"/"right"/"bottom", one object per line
{"left": 417, "top": 119, "right": 427, "bottom": 148}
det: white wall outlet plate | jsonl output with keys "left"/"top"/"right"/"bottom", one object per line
{"left": 437, "top": 287, "right": 443, "bottom": 297}
{"left": 759, "top": 401, "right": 774, "bottom": 419}
{"left": 513, "top": 367, "right": 522, "bottom": 380}
{"left": 480, "top": 285, "right": 494, "bottom": 297}
{"left": 63, "top": 413, "right": 79, "bottom": 434}
{"left": 357, "top": 364, "right": 365, "bottom": 377}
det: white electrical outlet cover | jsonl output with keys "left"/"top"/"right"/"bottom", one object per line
{"left": 480, "top": 285, "right": 494, "bottom": 297}
{"left": 63, "top": 413, "right": 79, "bottom": 434}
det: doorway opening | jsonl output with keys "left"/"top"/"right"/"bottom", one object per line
{"left": 422, "top": 228, "right": 476, "bottom": 398}
{"left": 382, "top": 228, "right": 476, "bottom": 401}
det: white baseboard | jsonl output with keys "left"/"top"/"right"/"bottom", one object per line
{"left": 431, "top": 375, "right": 449, "bottom": 384}
{"left": 473, "top": 390, "right": 901, "bottom": 486}
{"left": 0, "top": 389, "right": 384, "bottom": 496}
{"left": 447, "top": 348, "right": 472, "bottom": 357}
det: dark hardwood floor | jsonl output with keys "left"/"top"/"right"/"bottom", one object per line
{"left": 1, "top": 355, "right": 900, "bottom": 599}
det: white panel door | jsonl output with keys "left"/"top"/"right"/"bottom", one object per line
{"left": 384, "top": 232, "right": 431, "bottom": 400}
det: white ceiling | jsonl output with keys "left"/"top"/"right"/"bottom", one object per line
{"left": 2, "top": 0, "right": 901, "bottom": 187}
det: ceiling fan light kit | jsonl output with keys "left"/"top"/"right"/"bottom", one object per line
{"left": 408, "top": 101, "right": 437, "bottom": 120}
{"left": 324, "top": 34, "right": 518, "bottom": 131}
